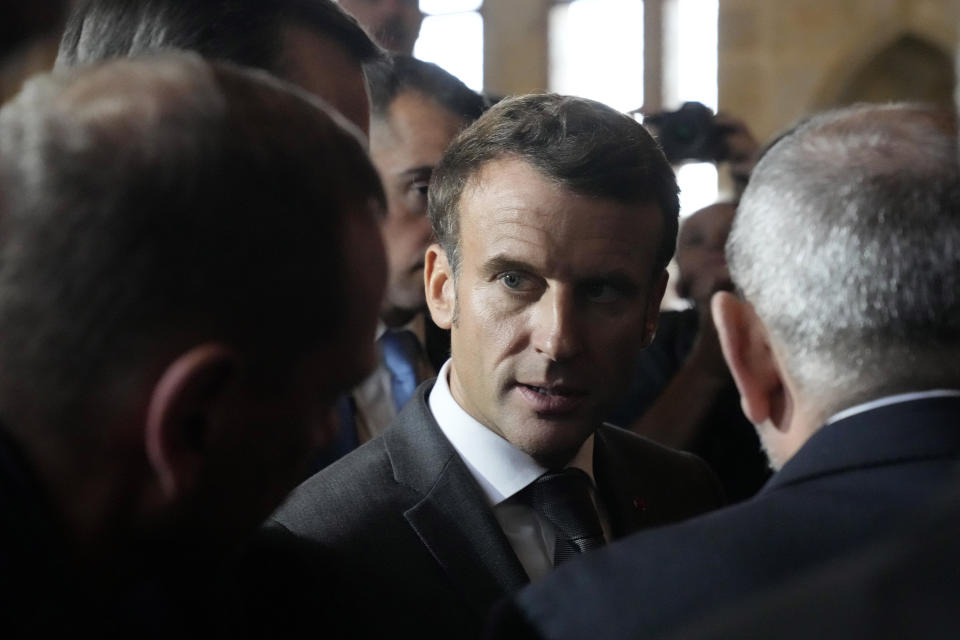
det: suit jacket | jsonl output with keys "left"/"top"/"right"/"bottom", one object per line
{"left": 0, "top": 428, "right": 234, "bottom": 638}
{"left": 494, "top": 395, "right": 960, "bottom": 640}
{"left": 267, "top": 380, "right": 723, "bottom": 639}
{"left": 673, "top": 464, "right": 960, "bottom": 640}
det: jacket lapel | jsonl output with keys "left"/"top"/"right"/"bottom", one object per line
{"left": 593, "top": 425, "right": 652, "bottom": 536}
{"left": 384, "top": 382, "right": 529, "bottom": 616}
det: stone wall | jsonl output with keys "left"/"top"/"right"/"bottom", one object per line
{"left": 719, "top": 0, "right": 960, "bottom": 144}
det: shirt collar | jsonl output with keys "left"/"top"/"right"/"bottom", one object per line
{"left": 428, "top": 359, "right": 595, "bottom": 507}
{"left": 826, "top": 389, "right": 960, "bottom": 425}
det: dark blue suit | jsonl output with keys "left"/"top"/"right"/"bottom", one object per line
{"left": 492, "top": 396, "right": 960, "bottom": 639}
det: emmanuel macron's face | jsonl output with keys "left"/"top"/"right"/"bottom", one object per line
{"left": 425, "top": 157, "right": 667, "bottom": 468}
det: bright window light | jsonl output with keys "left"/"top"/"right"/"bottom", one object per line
{"left": 420, "top": 0, "right": 481, "bottom": 13}
{"left": 414, "top": 5, "right": 484, "bottom": 91}
{"left": 677, "top": 163, "right": 719, "bottom": 216}
{"left": 670, "top": 0, "right": 718, "bottom": 111}
{"left": 664, "top": 0, "right": 719, "bottom": 215}
{"left": 549, "top": 0, "right": 644, "bottom": 113}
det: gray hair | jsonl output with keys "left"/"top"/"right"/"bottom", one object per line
{"left": 0, "top": 53, "right": 383, "bottom": 432}
{"left": 730, "top": 103, "right": 960, "bottom": 414}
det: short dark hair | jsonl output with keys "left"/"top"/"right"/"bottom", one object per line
{"left": 366, "top": 54, "right": 485, "bottom": 123}
{"left": 56, "top": 0, "right": 381, "bottom": 72}
{"left": 428, "top": 93, "right": 680, "bottom": 275}
{"left": 0, "top": 53, "right": 384, "bottom": 429}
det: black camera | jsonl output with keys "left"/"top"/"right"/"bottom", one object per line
{"left": 641, "top": 101, "right": 732, "bottom": 164}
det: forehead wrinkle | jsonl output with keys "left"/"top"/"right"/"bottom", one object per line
{"left": 461, "top": 158, "right": 657, "bottom": 276}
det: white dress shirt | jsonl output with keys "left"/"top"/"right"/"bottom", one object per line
{"left": 428, "top": 359, "right": 610, "bottom": 582}
{"left": 826, "top": 389, "right": 960, "bottom": 425}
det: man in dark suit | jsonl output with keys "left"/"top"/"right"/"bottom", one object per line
{"left": 267, "top": 93, "right": 724, "bottom": 638}
{"left": 674, "top": 474, "right": 960, "bottom": 639}
{"left": 0, "top": 54, "right": 387, "bottom": 634}
{"left": 488, "top": 103, "right": 960, "bottom": 639}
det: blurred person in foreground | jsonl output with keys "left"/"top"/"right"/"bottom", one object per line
{"left": 57, "top": 0, "right": 380, "bottom": 135}
{"left": 338, "top": 0, "right": 423, "bottom": 55}
{"left": 489, "top": 102, "right": 960, "bottom": 639}
{"left": 0, "top": 53, "right": 386, "bottom": 635}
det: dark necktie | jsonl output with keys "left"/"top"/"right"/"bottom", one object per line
{"left": 527, "top": 468, "right": 606, "bottom": 566}
{"left": 379, "top": 329, "right": 421, "bottom": 411}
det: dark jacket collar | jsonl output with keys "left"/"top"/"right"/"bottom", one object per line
{"left": 765, "top": 395, "right": 960, "bottom": 493}
{"left": 382, "top": 380, "right": 529, "bottom": 616}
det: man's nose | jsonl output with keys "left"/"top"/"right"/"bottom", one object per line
{"left": 531, "top": 287, "right": 583, "bottom": 362}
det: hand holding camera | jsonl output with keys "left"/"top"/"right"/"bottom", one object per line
{"left": 638, "top": 102, "right": 759, "bottom": 193}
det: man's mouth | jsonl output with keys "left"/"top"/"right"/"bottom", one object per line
{"left": 515, "top": 382, "right": 588, "bottom": 414}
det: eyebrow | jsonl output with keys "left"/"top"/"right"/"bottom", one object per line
{"left": 397, "top": 165, "right": 433, "bottom": 179}
{"left": 480, "top": 255, "right": 537, "bottom": 278}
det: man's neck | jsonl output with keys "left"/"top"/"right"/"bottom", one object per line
{"left": 380, "top": 306, "right": 422, "bottom": 330}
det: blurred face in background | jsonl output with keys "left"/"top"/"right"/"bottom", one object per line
{"left": 280, "top": 24, "right": 371, "bottom": 135}
{"left": 675, "top": 202, "right": 736, "bottom": 305}
{"left": 371, "top": 90, "right": 469, "bottom": 325}
{"left": 338, "top": 0, "right": 423, "bottom": 55}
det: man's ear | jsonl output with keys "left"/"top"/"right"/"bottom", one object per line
{"left": 641, "top": 269, "right": 669, "bottom": 347}
{"left": 144, "top": 343, "right": 239, "bottom": 504}
{"left": 712, "top": 292, "right": 786, "bottom": 428}
{"left": 425, "top": 243, "right": 455, "bottom": 329}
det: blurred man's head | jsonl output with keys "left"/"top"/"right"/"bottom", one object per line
{"left": 339, "top": 0, "right": 423, "bottom": 55}
{"left": 425, "top": 94, "right": 678, "bottom": 467}
{"left": 0, "top": 54, "right": 386, "bottom": 549}
{"left": 57, "top": 0, "right": 380, "bottom": 134}
{"left": 366, "top": 54, "right": 484, "bottom": 325}
{"left": 714, "top": 103, "right": 960, "bottom": 469}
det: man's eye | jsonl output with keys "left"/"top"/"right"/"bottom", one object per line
{"left": 584, "top": 283, "right": 622, "bottom": 303}
{"left": 404, "top": 181, "right": 430, "bottom": 213}
{"left": 500, "top": 272, "right": 533, "bottom": 291}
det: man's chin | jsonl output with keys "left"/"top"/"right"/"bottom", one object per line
{"left": 507, "top": 414, "right": 596, "bottom": 468}
{"left": 524, "top": 441, "right": 586, "bottom": 470}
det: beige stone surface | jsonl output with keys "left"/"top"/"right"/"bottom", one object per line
{"left": 480, "top": 1, "right": 958, "bottom": 143}
{"left": 719, "top": 0, "right": 960, "bottom": 145}
{"left": 483, "top": 0, "right": 551, "bottom": 96}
